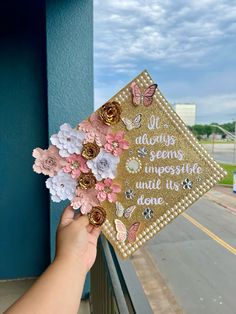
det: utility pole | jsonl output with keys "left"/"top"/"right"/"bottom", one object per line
{"left": 211, "top": 132, "right": 215, "bottom": 157}
{"left": 234, "top": 120, "right": 236, "bottom": 164}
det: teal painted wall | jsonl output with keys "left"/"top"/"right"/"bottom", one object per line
{"left": 46, "top": 0, "right": 93, "bottom": 296}
{"left": 0, "top": 2, "right": 50, "bottom": 279}
{"left": 0, "top": 1, "right": 94, "bottom": 294}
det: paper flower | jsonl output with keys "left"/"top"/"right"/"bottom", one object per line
{"left": 88, "top": 206, "right": 106, "bottom": 226}
{"left": 104, "top": 131, "right": 129, "bottom": 156}
{"left": 95, "top": 179, "right": 121, "bottom": 203}
{"left": 63, "top": 154, "right": 89, "bottom": 178}
{"left": 71, "top": 189, "right": 100, "bottom": 214}
{"left": 81, "top": 142, "right": 100, "bottom": 160}
{"left": 99, "top": 101, "right": 122, "bottom": 125}
{"left": 32, "top": 145, "right": 66, "bottom": 177}
{"left": 46, "top": 170, "right": 76, "bottom": 202}
{"left": 87, "top": 149, "right": 120, "bottom": 181}
{"left": 78, "top": 112, "right": 110, "bottom": 147}
{"left": 50, "top": 123, "right": 85, "bottom": 157}
{"left": 77, "top": 172, "right": 97, "bottom": 190}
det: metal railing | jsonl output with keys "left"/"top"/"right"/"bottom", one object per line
{"left": 90, "top": 235, "right": 152, "bottom": 314}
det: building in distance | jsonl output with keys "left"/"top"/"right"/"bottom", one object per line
{"left": 174, "top": 103, "right": 196, "bottom": 126}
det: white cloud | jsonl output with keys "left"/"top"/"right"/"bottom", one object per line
{"left": 94, "top": 0, "right": 236, "bottom": 123}
{"left": 94, "top": 0, "right": 236, "bottom": 72}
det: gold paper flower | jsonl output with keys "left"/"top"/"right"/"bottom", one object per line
{"left": 88, "top": 206, "right": 106, "bottom": 227}
{"left": 99, "top": 101, "right": 122, "bottom": 125}
{"left": 77, "top": 172, "right": 97, "bottom": 189}
{"left": 81, "top": 142, "right": 100, "bottom": 160}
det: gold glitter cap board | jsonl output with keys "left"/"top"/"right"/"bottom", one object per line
{"left": 32, "top": 70, "right": 226, "bottom": 259}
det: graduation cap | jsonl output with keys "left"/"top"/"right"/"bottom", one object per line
{"left": 33, "top": 70, "right": 226, "bottom": 259}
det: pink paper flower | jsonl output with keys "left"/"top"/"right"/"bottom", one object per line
{"left": 71, "top": 189, "right": 100, "bottom": 214}
{"left": 32, "top": 145, "right": 66, "bottom": 177}
{"left": 78, "top": 112, "right": 111, "bottom": 146}
{"left": 95, "top": 179, "right": 121, "bottom": 203}
{"left": 63, "top": 154, "right": 89, "bottom": 178}
{"left": 104, "top": 131, "right": 129, "bottom": 156}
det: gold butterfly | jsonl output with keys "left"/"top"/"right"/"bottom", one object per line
{"left": 121, "top": 113, "right": 142, "bottom": 131}
{"left": 115, "top": 201, "right": 136, "bottom": 219}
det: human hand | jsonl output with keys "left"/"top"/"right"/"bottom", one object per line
{"left": 55, "top": 205, "right": 101, "bottom": 272}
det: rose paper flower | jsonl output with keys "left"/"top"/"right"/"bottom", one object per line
{"left": 78, "top": 112, "right": 110, "bottom": 147}
{"left": 71, "top": 189, "right": 100, "bottom": 214}
{"left": 99, "top": 101, "right": 122, "bottom": 125}
{"left": 95, "top": 179, "right": 121, "bottom": 203}
{"left": 104, "top": 131, "right": 129, "bottom": 156}
{"left": 46, "top": 170, "right": 77, "bottom": 202}
{"left": 81, "top": 142, "right": 100, "bottom": 160}
{"left": 63, "top": 154, "right": 89, "bottom": 178}
{"left": 88, "top": 206, "right": 106, "bottom": 227}
{"left": 87, "top": 149, "right": 120, "bottom": 181}
{"left": 32, "top": 145, "right": 66, "bottom": 177}
{"left": 77, "top": 172, "right": 97, "bottom": 190}
{"left": 50, "top": 123, "right": 85, "bottom": 157}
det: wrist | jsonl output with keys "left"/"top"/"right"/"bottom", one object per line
{"left": 54, "top": 254, "right": 88, "bottom": 275}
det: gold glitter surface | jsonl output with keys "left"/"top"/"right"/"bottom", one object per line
{"left": 92, "top": 70, "right": 226, "bottom": 259}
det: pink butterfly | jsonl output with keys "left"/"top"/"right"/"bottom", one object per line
{"left": 114, "top": 219, "right": 140, "bottom": 243}
{"left": 131, "top": 82, "right": 157, "bottom": 107}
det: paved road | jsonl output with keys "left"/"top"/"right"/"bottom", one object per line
{"left": 203, "top": 143, "right": 236, "bottom": 164}
{"left": 145, "top": 197, "right": 236, "bottom": 314}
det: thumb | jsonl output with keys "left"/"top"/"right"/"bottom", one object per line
{"left": 59, "top": 205, "right": 75, "bottom": 227}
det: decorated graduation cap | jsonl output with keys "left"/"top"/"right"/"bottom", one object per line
{"left": 32, "top": 70, "right": 226, "bottom": 259}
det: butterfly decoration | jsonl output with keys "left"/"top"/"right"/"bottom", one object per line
{"left": 121, "top": 113, "right": 142, "bottom": 131}
{"left": 114, "top": 219, "right": 140, "bottom": 243}
{"left": 131, "top": 82, "right": 157, "bottom": 107}
{"left": 115, "top": 201, "right": 136, "bottom": 218}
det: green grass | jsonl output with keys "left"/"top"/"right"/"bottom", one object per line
{"left": 200, "top": 140, "right": 233, "bottom": 144}
{"left": 219, "top": 163, "right": 236, "bottom": 185}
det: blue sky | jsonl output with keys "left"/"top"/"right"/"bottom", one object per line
{"left": 94, "top": 0, "right": 236, "bottom": 124}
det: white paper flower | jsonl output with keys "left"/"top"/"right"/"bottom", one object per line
{"left": 46, "top": 170, "right": 77, "bottom": 202}
{"left": 50, "top": 123, "right": 85, "bottom": 157}
{"left": 87, "top": 149, "right": 120, "bottom": 181}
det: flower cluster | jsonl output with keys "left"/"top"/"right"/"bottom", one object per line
{"left": 32, "top": 102, "right": 128, "bottom": 224}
